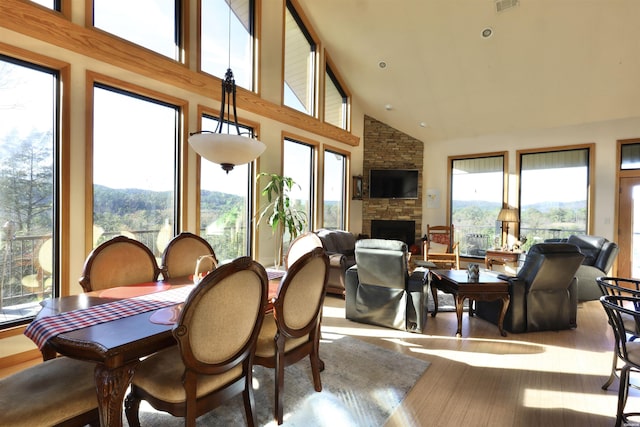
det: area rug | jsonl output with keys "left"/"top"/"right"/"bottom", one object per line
{"left": 125, "top": 334, "right": 430, "bottom": 426}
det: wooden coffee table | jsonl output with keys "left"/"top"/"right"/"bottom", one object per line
{"left": 429, "top": 269, "right": 510, "bottom": 337}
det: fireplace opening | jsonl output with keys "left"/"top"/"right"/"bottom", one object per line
{"left": 370, "top": 220, "right": 416, "bottom": 246}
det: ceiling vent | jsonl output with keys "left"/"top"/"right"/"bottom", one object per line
{"left": 496, "top": 0, "right": 519, "bottom": 12}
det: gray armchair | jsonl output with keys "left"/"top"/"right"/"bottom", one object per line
{"left": 475, "top": 243, "right": 585, "bottom": 333}
{"left": 566, "top": 235, "right": 619, "bottom": 301}
{"left": 345, "top": 239, "right": 428, "bottom": 333}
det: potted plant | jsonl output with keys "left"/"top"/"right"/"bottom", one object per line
{"left": 256, "top": 173, "right": 307, "bottom": 268}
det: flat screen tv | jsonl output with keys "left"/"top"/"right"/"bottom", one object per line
{"left": 369, "top": 169, "right": 419, "bottom": 199}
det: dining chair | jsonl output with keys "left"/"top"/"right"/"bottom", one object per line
{"left": 160, "top": 231, "right": 218, "bottom": 279}
{"left": 600, "top": 294, "right": 640, "bottom": 427}
{"left": 253, "top": 247, "right": 330, "bottom": 425}
{"left": 597, "top": 277, "right": 640, "bottom": 391}
{"left": 78, "top": 235, "right": 161, "bottom": 292}
{"left": 0, "top": 356, "right": 99, "bottom": 427}
{"left": 421, "top": 224, "right": 460, "bottom": 270}
{"left": 124, "top": 256, "right": 268, "bottom": 427}
{"left": 284, "top": 231, "right": 323, "bottom": 269}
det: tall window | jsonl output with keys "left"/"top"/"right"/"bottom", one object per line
{"left": 199, "top": 115, "right": 254, "bottom": 262}
{"left": 201, "top": 0, "right": 254, "bottom": 90}
{"left": 0, "top": 56, "right": 57, "bottom": 327}
{"left": 323, "top": 149, "right": 346, "bottom": 229}
{"left": 324, "top": 65, "right": 348, "bottom": 129}
{"left": 93, "top": 0, "right": 181, "bottom": 60}
{"left": 30, "top": 0, "right": 59, "bottom": 9}
{"left": 283, "top": 138, "right": 314, "bottom": 234}
{"left": 283, "top": 0, "right": 316, "bottom": 115}
{"left": 92, "top": 84, "right": 179, "bottom": 256}
{"left": 519, "top": 147, "right": 591, "bottom": 246}
{"left": 450, "top": 155, "right": 505, "bottom": 257}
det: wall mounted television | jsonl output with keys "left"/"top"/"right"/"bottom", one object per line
{"left": 369, "top": 169, "right": 419, "bottom": 199}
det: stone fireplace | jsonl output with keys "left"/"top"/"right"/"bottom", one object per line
{"left": 371, "top": 220, "right": 416, "bottom": 246}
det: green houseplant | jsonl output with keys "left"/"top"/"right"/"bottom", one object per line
{"left": 256, "top": 173, "right": 307, "bottom": 268}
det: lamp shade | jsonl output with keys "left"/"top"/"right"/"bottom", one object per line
{"left": 188, "top": 132, "right": 266, "bottom": 170}
{"left": 497, "top": 208, "right": 519, "bottom": 223}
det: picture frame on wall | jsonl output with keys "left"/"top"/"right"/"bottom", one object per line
{"left": 352, "top": 176, "right": 363, "bottom": 200}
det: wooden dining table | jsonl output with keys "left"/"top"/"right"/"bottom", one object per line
{"left": 24, "top": 271, "right": 283, "bottom": 427}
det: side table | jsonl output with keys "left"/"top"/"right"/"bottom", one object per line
{"left": 485, "top": 250, "right": 521, "bottom": 270}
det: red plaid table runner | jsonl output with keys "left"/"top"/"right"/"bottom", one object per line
{"left": 25, "top": 285, "right": 195, "bottom": 349}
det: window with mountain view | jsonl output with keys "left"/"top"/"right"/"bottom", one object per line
{"left": 283, "top": 137, "right": 314, "bottom": 235}
{"left": 200, "top": 0, "right": 254, "bottom": 91}
{"left": 0, "top": 56, "right": 57, "bottom": 327}
{"left": 450, "top": 155, "right": 505, "bottom": 257}
{"left": 323, "top": 149, "right": 346, "bottom": 229}
{"left": 283, "top": 0, "right": 316, "bottom": 115}
{"left": 93, "top": 0, "right": 181, "bottom": 60}
{"left": 92, "top": 84, "right": 179, "bottom": 256}
{"left": 519, "top": 147, "right": 591, "bottom": 245}
{"left": 199, "top": 115, "right": 253, "bottom": 262}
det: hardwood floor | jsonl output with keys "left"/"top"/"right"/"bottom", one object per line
{"left": 1, "top": 294, "right": 633, "bottom": 426}
{"left": 320, "top": 295, "right": 634, "bottom": 427}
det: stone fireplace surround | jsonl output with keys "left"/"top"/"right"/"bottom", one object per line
{"left": 362, "top": 115, "right": 423, "bottom": 246}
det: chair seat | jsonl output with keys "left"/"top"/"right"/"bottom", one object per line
{"left": 0, "top": 356, "right": 98, "bottom": 426}
{"left": 254, "top": 313, "right": 310, "bottom": 358}
{"left": 132, "top": 346, "right": 243, "bottom": 404}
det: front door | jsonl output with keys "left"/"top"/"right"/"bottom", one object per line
{"left": 618, "top": 176, "right": 640, "bottom": 278}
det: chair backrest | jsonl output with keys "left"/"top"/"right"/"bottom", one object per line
{"left": 79, "top": 235, "right": 160, "bottom": 292}
{"left": 161, "top": 232, "right": 217, "bottom": 279}
{"left": 597, "top": 277, "right": 640, "bottom": 336}
{"left": 174, "top": 256, "right": 268, "bottom": 373}
{"left": 354, "top": 239, "right": 408, "bottom": 289}
{"left": 274, "top": 247, "right": 329, "bottom": 339}
{"left": 516, "top": 243, "right": 585, "bottom": 291}
{"left": 284, "top": 231, "right": 323, "bottom": 270}
{"left": 600, "top": 294, "right": 640, "bottom": 367}
{"left": 567, "top": 235, "right": 619, "bottom": 273}
{"left": 426, "top": 224, "right": 455, "bottom": 253}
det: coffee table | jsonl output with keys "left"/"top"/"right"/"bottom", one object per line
{"left": 429, "top": 269, "right": 510, "bottom": 337}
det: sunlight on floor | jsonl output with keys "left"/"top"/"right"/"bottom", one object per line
{"left": 523, "top": 388, "right": 618, "bottom": 418}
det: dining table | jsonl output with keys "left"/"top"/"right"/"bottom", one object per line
{"left": 24, "top": 269, "right": 284, "bottom": 427}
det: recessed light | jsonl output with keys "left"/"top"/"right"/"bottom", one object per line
{"left": 378, "top": 61, "right": 387, "bottom": 69}
{"left": 385, "top": 104, "right": 393, "bottom": 111}
{"left": 481, "top": 27, "right": 493, "bottom": 39}
{"left": 419, "top": 122, "right": 427, "bottom": 128}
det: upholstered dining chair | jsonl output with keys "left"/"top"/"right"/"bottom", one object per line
{"left": 253, "top": 247, "right": 330, "bottom": 425}
{"left": 78, "top": 235, "right": 161, "bottom": 292}
{"left": 421, "top": 224, "right": 460, "bottom": 270}
{"left": 160, "top": 231, "right": 218, "bottom": 279}
{"left": 0, "top": 356, "right": 99, "bottom": 427}
{"left": 284, "top": 231, "right": 323, "bottom": 269}
{"left": 124, "top": 256, "right": 268, "bottom": 427}
{"left": 600, "top": 294, "right": 640, "bottom": 427}
{"left": 597, "top": 277, "right": 640, "bottom": 391}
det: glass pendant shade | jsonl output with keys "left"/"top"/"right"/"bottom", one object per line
{"left": 189, "top": 131, "right": 266, "bottom": 172}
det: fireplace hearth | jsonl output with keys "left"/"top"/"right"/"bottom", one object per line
{"left": 370, "top": 220, "right": 416, "bottom": 246}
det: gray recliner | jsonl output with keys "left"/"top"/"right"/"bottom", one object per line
{"left": 475, "top": 243, "right": 585, "bottom": 333}
{"left": 566, "top": 235, "right": 619, "bottom": 301}
{"left": 345, "top": 239, "right": 428, "bottom": 333}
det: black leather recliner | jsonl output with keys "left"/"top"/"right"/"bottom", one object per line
{"left": 345, "top": 239, "right": 428, "bottom": 333}
{"left": 475, "top": 243, "right": 585, "bottom": 333}
{"left": 566, "top": 235, "right": 619, "bottom": 301}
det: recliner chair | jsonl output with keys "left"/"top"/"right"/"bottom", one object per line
{"left": 566, "top": 235, "right": 619, "bottom": 301}
{"left": 345, "top": 239, "right": 428, "bottom": 332}
{"left": 475, "top": 243, "right": 585, "bottom": 333}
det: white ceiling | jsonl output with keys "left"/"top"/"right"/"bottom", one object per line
{"left": 296, "top": 0, "right": 640, "bottom": 144}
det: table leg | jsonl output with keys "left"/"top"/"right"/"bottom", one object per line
{"left": 497, "top": 296, "right": 510, "bottom": 337}
{"left": 95, "top": 361, "right": 137, "bottom": 427}
{"left": 430, "top": 282, "right": 439, "bottom": 317}
{"left": 455, "top": 294, "right": 465, "bottom": 337}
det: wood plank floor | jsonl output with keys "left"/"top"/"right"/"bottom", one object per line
{"left": 319, "top": 295, "right": 635, "bottom": 427}
{"left": 1, "top": 294, "right": 634, "bottom": 426}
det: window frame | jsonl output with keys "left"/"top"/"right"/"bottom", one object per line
{"left": 323, "top": 56, "right": 350, "bottom": 131}
{"left": 517, "top": 144, "right": 594, "bottom": 244}
{"left": 322, "top": 146, "right": 349, "bottom": 229}
{"left": 85, "top": 71, "right": 188, "bottom": 255}
{"left": 448, "top": 152, "right": 508, "bottom": 258}
{"left": 282, "top": 132, "right": 318, "bottom": 232}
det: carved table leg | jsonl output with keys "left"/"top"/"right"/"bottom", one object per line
{"left": 497, "top": 295, "right": 510, "bottom": 337}
{"left": 95, "top": 361, "right": 138, "bottom": 427}
{"left": 430, "top": 281, "right": 439, "bottom": 317}
{"left": 455, "top": 294, "right": 465, "bottom": 337}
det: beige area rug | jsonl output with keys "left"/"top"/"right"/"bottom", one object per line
{"left": 125, "top": 334, "right": 430, "bottom": 426}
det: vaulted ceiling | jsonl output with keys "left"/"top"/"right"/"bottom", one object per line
{"left": 296, "top": 0, "right": 640, "bottom": 144}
